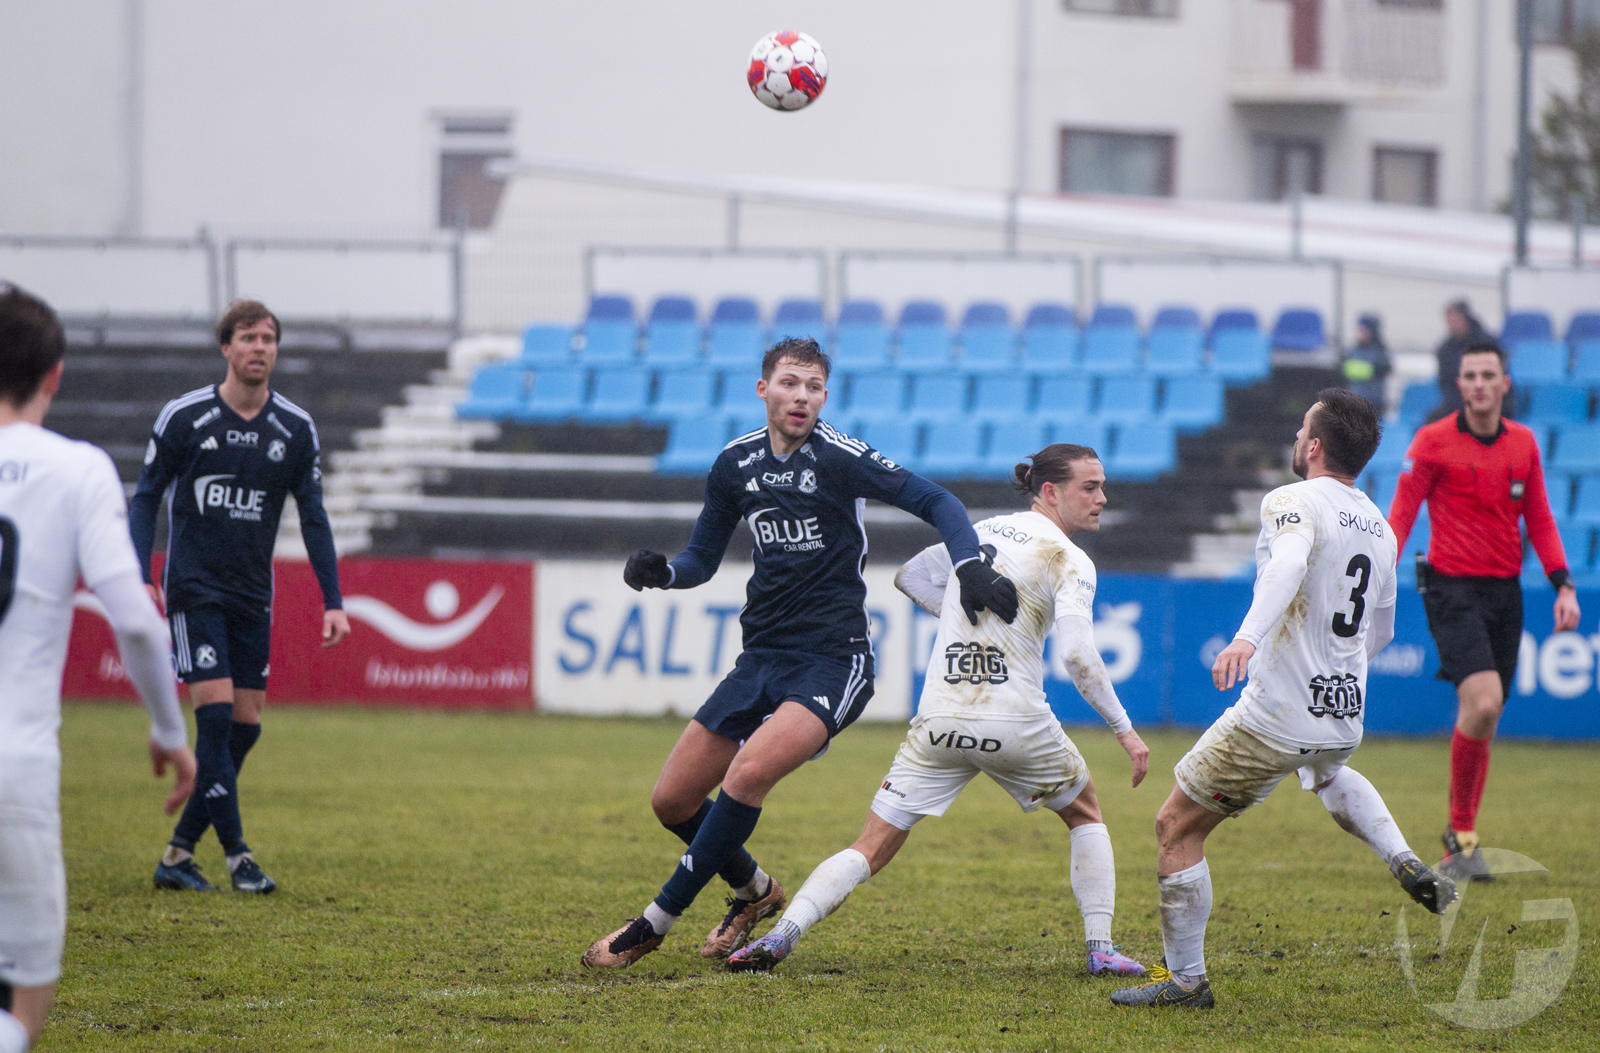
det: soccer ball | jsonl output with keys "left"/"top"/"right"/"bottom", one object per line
{"left": 748, "top": 31, "right": 827, "bottom": 111}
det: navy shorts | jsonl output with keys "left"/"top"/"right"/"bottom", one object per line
{"left": 695, "top": 648, "right": 874, "bottom": 745}
{"left": 169, "top": 605, "right": 271, "bottom": 691}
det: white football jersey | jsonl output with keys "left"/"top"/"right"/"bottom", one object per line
{"left": 904, "top": 511, "right": 1096, "bottom": 719}
{"left": 1235, "top": 476, "right": 1398, "bottom": 751}
{"left": 0, "top": 423, "right": 142, "bottom": 776}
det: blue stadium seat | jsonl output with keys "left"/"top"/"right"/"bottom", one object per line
{"left": 711, "top": 297, "right": 758, "bottom": 324}
{"left": 1106, "top": 424, "right": 1176, "bottom": 479}
{"left": 844, "top": 371, "right": 907, "bottom": 422}
{"left": 983, "top": 420, "right": 1051, "bottom": 475}
{"left": 1396, "top": 509, "right": 1430, "bottom": 585}
{"left": 918, "top": 419, "right": 986, "bottom": 477}
{"left": 1081, "top": 324, "right": 1141, "bottom": 375}
{"left": 587, "top": 294, "right": 634, "bottom": 321}
{"left": 516, "top": 365, "right": 588, "bottom": 421}
{"left": 1160, "top": 376, "right": 1224, "bottom": 431}
{"left": 1559, "top": 523, "right": 1596, "bottom": 569}
{"left": 959, "top": 302, "right": 1016, "bottom": 373}
{"left": 855, "top": 418, "right": 919, "bottom": 466}
{"left": 1509, "top": 339, "right": 1569, "bottom": 384}
{"left": 649, "top": 367, "right": 718, "bottom": 422}
{"left": 717, "top": 364, "right": 764, "bottom": 411}
{"left": 1502, "top": 310, "right": 1554, "bottom": 346}
{"left": 1089, "top": 303, "right": 1138, "bottom": 329}
{"left": 906, "top": 371, "right": 968, "bottom": 420}
{"left": 520, "top": 324, "right": 575, "bottom": 366}
{"left": 581, "top": 295, "right": 638, "bottom": 363}
{"left": 834, "top": 300, "right": 891, "bottom": 369}
{"left": 1366, "top": 427, "right": 1412, "bottom": 471}
{"left": 963, "top": 302, "right": 1010, "bottom": 328}
{"left": 583, "top": 366, "right": 652, "bottom": 421}
{"left": 1574, "top": 340, "right": 1600, "bottom": 384}
{"left": 1398, "top": 381, "right": 1441, "bottom": 425}
{"left": 727, "top": 410, "right": 769, "bottom": 440}
{"left": 896, "top": 301, "right": 955, "bottom": 367}
{"left": 1524, "top": 384, "right": 1592, "bottom": 426}
{"left": 1553, "top": 423, "right": 1600, "bottom": 474}
{"left": 1208, "top": 307, "right": 1259, "bottom": 341}
{"left": 772, "top": 298, "right": 827, "bottom": 344}
{"left": 1152, "top": 305, "right": 1201, "bottom": 330}
{"left": 1034, "top": 375, "right": 1095, "bottom": 421}
{"left": 705, "top": 297, "right": 762, "bottom": 366}
{"left": 1270, "top": 307, "right": 1326, "bottom": 351}
{"left": 1020, "top": 303, "right": 1079, "bottom": 374}
{"left": 644, "top": 297, "right": 702, "bottom": 365}
{"left": 1051, "top": 419, "right": 1111, "bottom": 453}
{"left": 1364, "top": 470, "right": 1400, "bottom": 512}
{"left": 1145, "top": 326, "right": 1204, "bottom": 377}
{"left": 1567, "top": 311, "right": 1600, "bottom": 346}
{"left": 1097, "top": 376, "right": 1157, "bottom": 424}
{"left": 456, "top": 363, "right": 525, "bottom": 420}
{"left": 1025, "top": 303, "right": 1077, "bottom": 328}
{"left": 972, "top": 374, "right": 1032, "bottom": 422}
{"left": 658, "top": 415, "right": 732, "bottom": 474}
{"left": 1571, "top": 475, "right": 1600, "bottom": 524}
{"left": 1210, "top": 329, "right": 1270, "bottom": 382}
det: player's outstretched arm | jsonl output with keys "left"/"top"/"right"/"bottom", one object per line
{"left": 1055, "top": 615, "right": 1145, "bottom": 785}
{"left": 894, "top": 544, "right": 950, "bottom": 616}
{"left": 652, "top": 462, "right": 743, "bottom": 590}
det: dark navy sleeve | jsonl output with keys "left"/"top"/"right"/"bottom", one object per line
{"left": 129, "top": 428, "right": 183, "bottom": 583}
{"left": 291, "top": 443, "right": 342, "bottom": 610}
{"left": 842, "top": 444, "right": 982, "bottom": 566}
{"left": 668, "top": 455, "right": 742, "bottom": 589}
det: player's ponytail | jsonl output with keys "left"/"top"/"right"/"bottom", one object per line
{"left": 1013, "top": 443, "right": 1100, "bottom": 497}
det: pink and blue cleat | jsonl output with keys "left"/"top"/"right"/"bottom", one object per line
{"left": 726, "top": 928, "right": 795, "bottom": 972}
{"left": 1088, "top": 946, "right": 1148, "bottom": 977}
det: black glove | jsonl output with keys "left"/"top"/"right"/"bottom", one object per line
{"left": 623, "top": 549, "right": 672, "bottom": 591}
{"left": 955, "top": 557, "right": 1019, "bottom": 626}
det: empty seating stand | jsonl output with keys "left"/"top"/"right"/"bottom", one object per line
{"left": 521, "top": 325, "right": 575, "bottom": 366}
{"left": 643, "top": 296, "right": 701, "bottom": 365}
{"left": 959, "top": 302, "right": 1017, "bottom": 373}
{"left": 1270, "top": 308, "right": 1326, "bottom": 352}
{"left": 580, "top": 295, "right": 639, "bottom": 365}
{"left": 1021, "top": 303, "right": 1079, "bottom": 374}
{"left": 706, "top": 297, "right": 764, "bottom": 366}
{"left": 771, "top": 298, "right": 826, "bottom": 344}
{"left": 834, "top": 300, "right": 892, "bottom": 370}
{"left": 1081, "top": 303, "right": 1141, "bottom": 375}
{"left": 896, "top": 300, "right": 955, "bottom": 368}
{"left": 457, "top": 362, "right": 525, "bottom": 420}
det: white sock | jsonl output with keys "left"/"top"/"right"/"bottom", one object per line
{"left": 781, "top": 848, "right": 872, "bottom": 937}
{"left": 1159, "top": 859, "right": 1211, "bottom": 984}
{"left": 0, "top": 1010, "right": 29, "bottom": 1053}
{"left": 1316, "top": 767, "right": 1412, "bottom": 868}
{"left": 161, "top": 845, "right": 193, "bottom": 866}
{"left": 1068, "top": 822, "right": 1115, "bottom": 945}
{"left": 642, "top": 901, "right": 678, "bottom": 936}
{"left": 733, "top": 865, "right": 770, "bottom": 901}
{"left": 225, "top": 851, "right": 252, "bottom": 873}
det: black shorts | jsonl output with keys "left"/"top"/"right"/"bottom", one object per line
{"left": 694, "top": 648, "right": 874, "bottom": 745}
{"left": 1421, "top": 571, "right": 1523, "bottom": 696}
{"left": 169, "top": 605, "right": 272, "bottom": 691}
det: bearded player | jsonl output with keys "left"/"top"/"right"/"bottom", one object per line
{"left": 728, "top": 443, "right": 1150, "bottom": 976}
{"left": 1112, "top": 390, "right": 1456, "bottom": 1010}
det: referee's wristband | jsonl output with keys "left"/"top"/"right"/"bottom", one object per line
{"left": 1548, "top": 568, "right": 1574, "bottom": 591}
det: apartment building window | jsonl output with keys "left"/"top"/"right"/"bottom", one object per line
{"left": 1373, "top": 147, "right": 1438, "bottom": 207}
{"left": 1061, "top": 0, "right": 1179, "bottom": 15}
{"left": 1252, "top": 138, "right": 1323, "bottom": 201}
{"left": 438, "top": 114, "right": 514, "bottom": 230}
{"left": 1060, "top": 129, "right": 1176, "bottom": 196}
{"left": 1532, "top": 0, "right": 1600, "bottom": 44}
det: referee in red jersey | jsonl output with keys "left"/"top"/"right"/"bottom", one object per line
{"left": 1388, "top": 343, "right": 1581, "bottom": 882}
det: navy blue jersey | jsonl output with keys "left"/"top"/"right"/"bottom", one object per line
{"left": 669, "top": 419, "right": 981, "bottom": 655}
{"left": 129, "top": 385, "right": 342, "bottom": 614}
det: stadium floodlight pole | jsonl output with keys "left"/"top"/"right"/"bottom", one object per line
{"left": 1006, "top": 0, "right": 1032, "bottom": 256}
{"left": 1513, "top": 0, "right": 1534, "bottom": 266}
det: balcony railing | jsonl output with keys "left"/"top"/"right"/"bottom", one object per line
{"left": 1231, "top": 0, "right": 1446, "bottom": 99}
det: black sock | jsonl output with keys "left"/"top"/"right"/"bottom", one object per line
{"left": 229, "top": 721, "right": 261, "bottom": 773}
{"left": 664, "top": 797, "right": 758, "bottom": 890}
{"left": 655, "top": 791, "right": 762, "bottom": 917}
{"left": 188, "top": 703, "right": 248, "bottom": 856}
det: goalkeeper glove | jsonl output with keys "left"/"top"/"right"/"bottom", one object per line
{"left": 623, "top": 550, "right": 672, "bottom": 591}
{"left": 955, "top": 558, "right": 1019, "bottom": 626}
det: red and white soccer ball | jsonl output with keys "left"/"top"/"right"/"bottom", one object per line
{"left": 748, "top": 30, "right": 827, "bottom": 111}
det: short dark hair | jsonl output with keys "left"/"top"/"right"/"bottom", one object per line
{"left": 761, "top": 337, "right": 830, "bottom": 381}
{"left": 1309, "top": 388, "right": 1382, "bottom": 476}
{"left": 0, "top": 283, "right": 66, "bottom": 407}
{"left": 1013, "top": 443, "right": 1100, "bottom": 496}
{"left": 217, "top": 299, "right": 281, "bottom": 346}
{"left": 1459, "top": 341, "right": 1506, "bottom": 370}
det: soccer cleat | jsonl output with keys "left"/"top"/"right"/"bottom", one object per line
{"left": 1394, "top": 855, "right": 1457, "bottom": 914}
{"left": 153, "top": 858, "right": 219, "bottom": 892}
{"left": 1440, "top": 827, "right": 1493, "bottom": 884}
{"left": 701, "top": 876, "right": 786, "bottom": 959}
{"left": 228, "top": 856, "right": 276, "bottom": 894}
{"left": 1088, "top": 947, "right": 1149, "bottom": 977}
{"left": 581, "top": 916, "right": 664, "bottom": 969}
{"left": 726, "top": 929, "right": 795, "bottom": 972}
{"left": 1110, "top": 965, "right": 1215, "bottom": 1009}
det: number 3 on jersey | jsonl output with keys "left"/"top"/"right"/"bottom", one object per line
{"left": 1331, "top": 553, "right": 1371, "bottom": 638}
{"left": 0, "top": 516, "right": 16, "bottom": 625}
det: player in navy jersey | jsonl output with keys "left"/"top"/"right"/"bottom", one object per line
{"left": 129, "top": 300, "right": 349, "bottom": 895}
{"left": 583, "top": 338, "right": 1020, "bottom": 968}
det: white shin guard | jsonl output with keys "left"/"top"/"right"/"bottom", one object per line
{"left": 1068, "top": 822, "right": 1115, "bottom": 944}
{"left": 1316, "top": 767, "right": 1411, "bottom": 867}
{"left": 1159, "top": 859, "right": 1212, "bottom": 979}
{"left": 782, "top": 848, "right": 872, "bottom": 936}
{"left": 0, "top": 1009, "right": 28, "bottom": 1053}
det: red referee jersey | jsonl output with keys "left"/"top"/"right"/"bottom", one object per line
{"left": 1387, "top": 412, "right": 1567, "bottom": 580}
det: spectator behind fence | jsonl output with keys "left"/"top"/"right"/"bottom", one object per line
{"left": 1430, "top": 300, "right": 1490, "bottom": 421}
{"left": 1341, "top": 314, "right": 1391, "bottom": 413}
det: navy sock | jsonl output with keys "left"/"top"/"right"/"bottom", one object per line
{"left": 229, "top": 721, "right": 261, "bottom": 773}
{"left": 187, "top": 703, "right": 248, "bottom": 856}
{"left": 664, "top": 798, "right": 758, "bottom": 890}
{"left": 173, "top": 720, "right": 262, "bottom": 847}
{"left": 654, "top": 791, "right": 762, "bottom": 917}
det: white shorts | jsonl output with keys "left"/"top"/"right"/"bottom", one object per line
{"left": 0, "top": 804, "right": 66, "bottom": 987}
{"left": 871, "top": 713, "right": 1090, "bottom": 830}
{"left": 1174, "top": 705, "right": 1355, "bottom": 819}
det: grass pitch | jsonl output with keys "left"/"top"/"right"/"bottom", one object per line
{"left": 47, "top": 702, "right": 1600, "bottom": 1051}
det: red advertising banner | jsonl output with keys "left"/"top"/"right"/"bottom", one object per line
{"left": 65, "top": 558, "right": 534, "bottom": 709}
